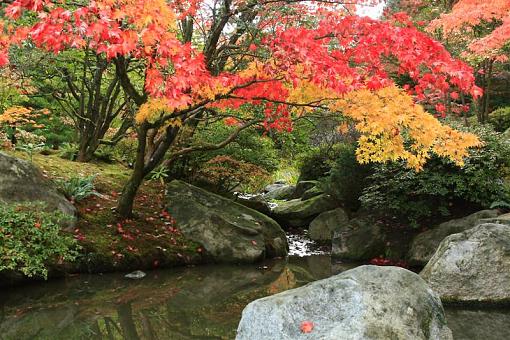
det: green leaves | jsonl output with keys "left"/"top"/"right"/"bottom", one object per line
{"left": 0, "top": 203, "right": 80, "bottom": 279}
{"left": 56, "top": 175, "right": 99, "bottom": 203}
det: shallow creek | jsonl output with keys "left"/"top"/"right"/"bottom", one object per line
{"left": 0, "top": 233, "right": 509, "bottom": 340}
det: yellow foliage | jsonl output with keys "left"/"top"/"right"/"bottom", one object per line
{"left": 331, "top": 86, "right": 481, "bottom": 170}
{"left": 135, "top": 98, "right": 182, "bottom": 126}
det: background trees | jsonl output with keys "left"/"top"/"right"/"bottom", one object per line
{"left": 0, "top": 0, "right": 486, "bottom": 217}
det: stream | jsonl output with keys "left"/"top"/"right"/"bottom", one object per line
{"left": 1, "top": 233, "right": 509, "bottom": 340}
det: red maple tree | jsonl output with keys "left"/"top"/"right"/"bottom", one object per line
{"left": 0, "top": 0, "right": 482, "bottom": 216}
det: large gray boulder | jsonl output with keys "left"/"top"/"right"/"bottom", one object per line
{"left": 332, "top": 216, "right": 385, "bottom": 260}
{"left": 166, "top": 180, "right": 288, "bottom": 263}
{"left": 270, "top": 194, "right": 337, "bottom": 228}
{"left": 263, "top": 184, "right": 296, "bottom": 201}
{"left": 234, "top": 194, "right": 272, "bottom": 215}
{"left": 309, "top": 208, "right": 349, "bottom": 242}
{"left": 301, "top": 186, "right": 324, "bottom": 201}
{"left": 236, "top": 265, "right": 452, "bottom": 340}
{"left": 408, "top": 210, "right": 500, "bottom": 265}
{"left": 421, "top": 223, "right": 510, "bottom": 304}
{"left": 0, "top": 152, "right": 76, "bottom": 222}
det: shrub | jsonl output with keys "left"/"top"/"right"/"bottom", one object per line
{"left": 58, "top": 142, "right": 78, "bottom": 161}
{"left": 297, "top": 143, "right": 348, "bottom": 181}
{"left": 321, "top": 143, "right": 373, "bottom": 211}
{"left": 0, "top": 203, "right": 80, "bottom": 278}
{"left": 168, "top": 123, "right": 279, "bottom": 183}
{"left": 489, "top": 106, "right": 510, "bottom": 132}
{"left": 194, "top": 155, "right": 271, "bottom": 194}
{"left": 360, "top": 123, "right": 510, "bottom": 225}
{"left": 57, "top": 175, "right": 98, "bottom": 203}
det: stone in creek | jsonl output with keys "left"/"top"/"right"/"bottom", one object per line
{"left": 236, "top": 265, "right": 452, "bottom": 340}
{"left": 421, "top": 223, "right": 510, "bottom": 304}
{"left": 125, "top": 270, "right": 146, "bottom": 279}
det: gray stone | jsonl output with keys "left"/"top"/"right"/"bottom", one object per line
{"left": 292, "top": 180, "right": 318, "bottom": 199}
{"left": 166, "top": 180, "right": 288, "bottom": 263}
{"left": 408, "top": 210, "right": 500, "bottom": 265}
{"left": 263, "top": 184, "right": 296, "bottom": 201}
{"left": 264, "top": 183, "right": 287, "bottom": 193}
{"left": 309, "top": 208, "right": 349, "bottom": 242}
{"left": 270, "top": 194, "right": 337, "bottom": 228}
{"left": 301, "top": 186, "right": 324, "bottom": 201}
{"left": 125, "top": 270, "right": 146, "bottom": 279}
{"left": 421, "top": 223, "right": 510, "bottom": 304}
{"left": 236, "top": 265, "right": 452, "bottom": 340}
{"left": 234, "top": 194, "right": 271, "bottom": 215}
{"left": 332, "top": 216, "right": 385, "bottom": 260}
{"left": 479, "top": 212, "right": 510, "bottom": 226}
{"left": 0, "top": 152, "right": 76, "bottom": 227}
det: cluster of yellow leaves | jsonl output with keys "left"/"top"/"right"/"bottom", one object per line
{"left": 194, "top": 79, "right": 232, "bottom": 101}
{"left": 331, "top": 86, "right": 481, "bottom": 170}
{"left": 286, "top": 79, "right": 336, "bottom": 115}
{"left": 135, "top": 98, "right": 182, "bottom": 127}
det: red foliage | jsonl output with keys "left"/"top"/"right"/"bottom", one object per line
{"left": 300, "top": 321, "right": 314, "bottom": 333}
{"left": 0, "top": 0, "right": 480, "bottom": 131}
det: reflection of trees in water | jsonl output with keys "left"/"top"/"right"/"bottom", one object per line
{"left": 0, "top": 260, "right": 320, "bottom": 339}
{"left": 118, "top": 303, "right": 139, "bottom": 340}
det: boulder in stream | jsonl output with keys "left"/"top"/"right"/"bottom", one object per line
{"left": 308, "top": 208, "right": 349, "bottom": 242}
{"left": 270, "top": 194, "right": 337, "bottom": 228}
{"left": 292, "top": 180, "right": 318, "bottom": 199}
{"left": 408, "top": 210, "right": 500, "bottom": 266}
{"left": 263, "top": 184, "right": 296, "bottom": 201}
{"left": 237, "top": 265, "right": 452, "bottom": 340}
{"left": 166, "top": 180, "right": 288, "bottom": 263}
{"left": 421, "top": 223, "right": 510, "bottom": 304}
{"left": 331, "top": 215, "right": 385, "bottom": 260}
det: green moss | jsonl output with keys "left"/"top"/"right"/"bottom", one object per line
{"left": 1, "top": 151, "right": 208, "bottom": 279}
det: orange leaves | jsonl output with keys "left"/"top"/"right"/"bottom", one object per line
{"left": 428, "top": 0, "right": 510, "bottom": 58}
{"left": 333, "top": 86, "right": 481, "bottom": 170}
{"left": 0, "top": 106, "right": 34, "bottom": 126}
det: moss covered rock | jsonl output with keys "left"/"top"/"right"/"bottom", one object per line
{"left": 166, "top": 180, "right": 288, "bottom": 263}
{"left": 270, "top": 194, "right": 337, "bottom": 228}
{"left": 0, "top": 152, "right": 76, "bottom": 226}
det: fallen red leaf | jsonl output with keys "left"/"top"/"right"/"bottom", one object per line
{"left": 300, "top": 321, "right": 314, "bottom": 333}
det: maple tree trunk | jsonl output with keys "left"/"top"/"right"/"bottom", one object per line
{"left": 117, "top": 125, "right": 148, "bottom": 217}
{"left": 76, "top": 138, "right": 97, "bottom": 162}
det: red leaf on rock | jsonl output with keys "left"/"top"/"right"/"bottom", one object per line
{"left": 300, "top": 321, "right": 314, "bottom": 333}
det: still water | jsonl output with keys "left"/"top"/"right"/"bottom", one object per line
{"left": 1, "top": 255, "right": 509, "bottom": 339}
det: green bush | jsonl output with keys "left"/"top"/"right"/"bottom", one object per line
{"left": 57, "top": 175, "right": 98, "bottom": 202}
{"left": 321, "top": 143, "right": 373, "bottom": 211}
{"left": 0, "top": 203, "right": 80, "bottom": 278}
{"left": 489, "top": 107, "right": 510, "bottom": 132}
{"left": 297, "top": 143, "right": 348, "bottom": 181}
{"left": 169, "top": 123, "right": 279, "bottom": 182}
{"left": 360, "top": 123, "right": 510, "bottom": 225}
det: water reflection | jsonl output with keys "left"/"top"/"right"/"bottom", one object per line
{"left": 0, "top": 256, "right": 509, "bottom": 340}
